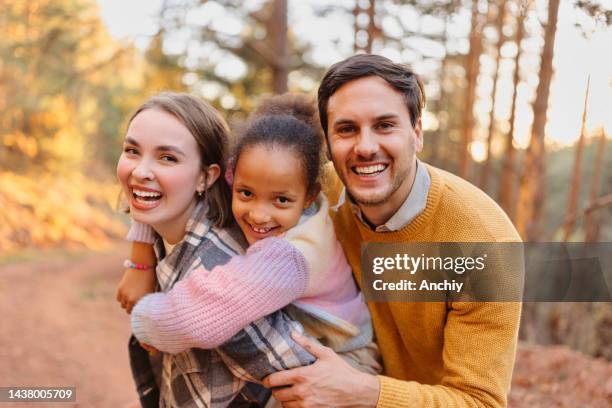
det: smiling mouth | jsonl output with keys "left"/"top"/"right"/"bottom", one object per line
{"left": 132, "top": 188, "right": 163, "bottom": 205}
{"left": 247, "top": 223, "right": 279, "bottom": 235}
{"left": 351, "top": 164, "right": 388, "bottom": 177}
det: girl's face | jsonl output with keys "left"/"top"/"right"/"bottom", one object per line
{"left": 232, "top": 145, "right": 316, "bottom": 245}
{"left": 117, "top": 108, "right": 206, "bottom": 243}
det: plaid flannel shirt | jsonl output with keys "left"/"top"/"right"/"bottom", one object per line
{"left": 129, "top": 201, "right": 315, "bottom": 408}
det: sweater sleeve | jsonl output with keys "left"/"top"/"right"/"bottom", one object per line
{"left": 131, "top": 237, "right": 309, "bottom": 354}
{"left": 126, "top": 220, "right": 156, "bottom": 244}
{"left": 376, "top": 301, "right": 521, "bottom": 408}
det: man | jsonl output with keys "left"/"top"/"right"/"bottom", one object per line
{"left": 263, "top": 54, "right": 521, "bottom": 407}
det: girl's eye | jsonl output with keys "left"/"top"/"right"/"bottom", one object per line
{"left": 238, "top": 190, "right": 252, "bottom": 198}
{"left": 276, "top": 196, "right": 291, "bottom": 204}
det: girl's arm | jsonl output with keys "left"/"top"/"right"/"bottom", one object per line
{"left": 130, "top": 237, "right": 309, "bottom": 354}
{"left": 116, "top": 222, "right": 157, "bottom": 314}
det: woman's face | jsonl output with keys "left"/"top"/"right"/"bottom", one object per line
{"left": 231, "top": 145, "right": 314, "bottom": 246}
{"left": 117, "top": 108, "right": 205, "bottom": 243}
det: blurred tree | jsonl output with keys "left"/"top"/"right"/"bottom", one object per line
{"left": 584, "top": 128, "right": 607, "bottom": 242}
{"left": 458, "top": 0, "right": 487, "bottom": 180}
{"left": 153, "top": 0, "right": 318, "bottom": 116}
{"left": 142, "top": 30, "right": 188, "bottom": 93}
{"left": 0, "top": 0, "right": 142, "bottom": 174}
{"left": 353, "top": 0, "right": 382, "bottom": 53}
{"left": 563, "top": 76, "right": 590, "bottom": 241}
{"left": 574, "top": 0, "right": 612, "bottom": 32}
{"left": 515, "top": 0, "right": 560, "bottom": 241}
{"left": 480, "top": 0, "right": 507, "bottom": 191}
{"left": 498, "top": 0, "right": 530, "bottom": 220}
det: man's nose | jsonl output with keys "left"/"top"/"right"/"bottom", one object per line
{"left": 353, "top": 129, "right": 379, "bottom": 158}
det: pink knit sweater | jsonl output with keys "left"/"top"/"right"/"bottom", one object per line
{"left": 131, "top": 195, "right": 372, "bottom": 354}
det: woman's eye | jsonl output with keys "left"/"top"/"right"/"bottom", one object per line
{"left": 124, "top": 147, "right": 138, "bottom": 155}
{"left": 160, "top": 155, "right": 177, "bottom": 162}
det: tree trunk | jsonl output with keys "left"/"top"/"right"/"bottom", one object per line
{"left": 563, "top": 76, "right": 590, "bottom": 241}
{"left": 353, "top": 0, "right": 379, "bottom": 53}
{"left": 431, "top": 15, "right": 450, "bottom": 167}
{"left": 268, "top": 0, "right": 288, "bottom": 94}
{"left": 480, "top": 0, "right": 507, "bottom": 191}
{"left": 498, "top": 2, "right": 527, "bottom": 219}
{"left": 584, "top": 128, "right": 607, "bottom": 242}
{"left": 515, "top": 0, "right": 560, "bottom": 241}
{"left": 459, "top": 0, "right": 485, "bottom": 180}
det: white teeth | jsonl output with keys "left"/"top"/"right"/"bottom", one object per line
{"left": 133, "top": 189, "right": 161, "bottom": 198}
{"left": 354, "top": 164, "right": 386, "bottom": 175}
{"left": 252, "top": 226, "right": 271, "bottom": 233}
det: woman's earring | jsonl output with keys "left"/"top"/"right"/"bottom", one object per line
{"left": 197, "top": 189, "right": 204, "bottom": 197}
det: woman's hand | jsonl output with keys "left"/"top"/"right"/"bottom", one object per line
{"left": 116, "top": 268, "right": 156, "bottom": 313}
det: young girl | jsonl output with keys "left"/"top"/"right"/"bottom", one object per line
{"left": 116, "top": 92, "right": 316, "bottom": 408}
{"left": 125, "top": 94, "right": 381, "bottom": 385}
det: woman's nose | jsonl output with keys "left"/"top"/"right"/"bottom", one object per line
{"left": 132, "top": 159, "right": 154, "bottom": 180}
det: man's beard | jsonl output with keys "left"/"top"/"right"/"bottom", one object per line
{"left": 348, "top": 167, "right": 406, "bottom": 207}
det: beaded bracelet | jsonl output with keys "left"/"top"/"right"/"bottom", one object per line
{"left": 123, "top": 259, "right": 154, "bottom": 270}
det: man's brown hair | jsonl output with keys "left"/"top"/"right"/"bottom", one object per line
{"left": 318, "top": 54, "right": 426, "bottom": 136}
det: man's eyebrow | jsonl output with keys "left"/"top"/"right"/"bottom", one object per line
{"left": 375, "top": 113, "right": 399, "bottom": 121}
{"left": 332, "top": 118, "right": 356, "bottom": 127}
{"left": 332, "top": 113, "right": 399, "bottom": 127}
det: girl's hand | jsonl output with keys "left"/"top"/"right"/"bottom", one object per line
{"left": 116, "top": 268, "right": 156, "bottom": 314}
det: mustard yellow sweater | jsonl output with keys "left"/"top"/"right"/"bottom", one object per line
{"left": 328, "top": 164, "right": 521, "bottom": 408}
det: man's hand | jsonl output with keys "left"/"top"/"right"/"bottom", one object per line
{"left": 116, "top": 268, "right": 156, "bottom": 314}
{"left": 262, "top": 332, "right": 380, "bottom": 408}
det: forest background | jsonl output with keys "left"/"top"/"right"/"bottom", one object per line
{"left": 0, "top": 0, "right": 611, "bottom": 404}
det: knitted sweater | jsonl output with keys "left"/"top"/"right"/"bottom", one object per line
{"left": 131, "top": 194, "right": 372, "bottom": 354}
{"left": 328, "top": 163, "right": 522, "bottom": 408}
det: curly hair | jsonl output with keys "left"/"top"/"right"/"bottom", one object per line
{"left": 233, "top": 93, "right": 323, "bottom": 195}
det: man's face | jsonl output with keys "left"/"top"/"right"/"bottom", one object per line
{"left": 326, "top": 76, "right": 423, "bottom": 217}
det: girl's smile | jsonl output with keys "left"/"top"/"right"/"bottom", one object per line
{"left": 231, "top": 145, "right": 316, "bottom": 246}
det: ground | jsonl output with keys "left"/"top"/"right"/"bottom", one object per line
{"left": 1, "top": 245, "right": 611, "bottom": 407}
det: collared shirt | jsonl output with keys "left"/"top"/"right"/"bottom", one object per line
{"left": 129, "top": 201, "right": 315, "bottom": 408}
{"left": 333, "top": 159, "right": 431, "bottom": 232}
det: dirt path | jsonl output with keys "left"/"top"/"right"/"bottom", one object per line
{"left": 0, "top": 244, "right": 137, "bottom": 407}
{"left": 1, "top": 245, "right": 611, "bottom": 407}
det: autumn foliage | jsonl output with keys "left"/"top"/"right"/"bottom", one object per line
{"left": 0, "top": 171, "right": 125, "bottom": 252}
